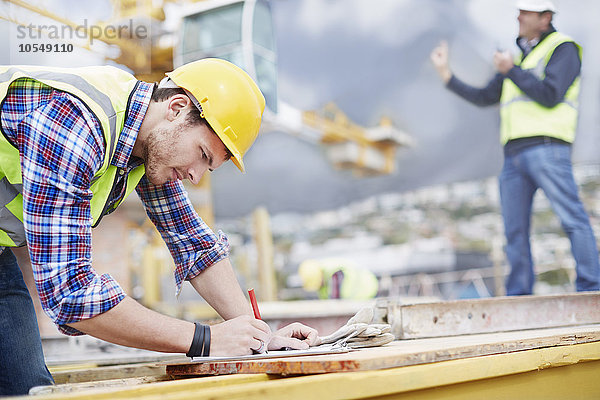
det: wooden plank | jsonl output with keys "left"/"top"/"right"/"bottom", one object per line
{"left": 22, "top": 341, "right": 600, "bottom": 400}
{"left": 166, "top": 323, "right": 600, "bottom": 376}
{"left": 380, "top": 292, "right": 600, "bottom": 339}
{"left": 21, "top": 374, "right": 279, "bottom": 400}
{"left": 49, "top": 363, "right": 98, "bottom": 374}
{"left": 50, "top": 362, "right": 170, "bottom": 384}
{"left": 45, "top": 352, "right": 187, "bottom": 367}
{"left": 29, "top": 376, "right": 172, "bottom": 395}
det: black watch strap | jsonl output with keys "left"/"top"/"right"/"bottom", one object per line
{"left": 186, "top": 322, "right": 204, "bottom": 357}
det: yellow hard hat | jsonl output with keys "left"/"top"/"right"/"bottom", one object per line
{"left": 298, "top": 260, "right": 324, "bottom": 292}
{"left": 166, "top": 58, "right": 266, "bottom": 172}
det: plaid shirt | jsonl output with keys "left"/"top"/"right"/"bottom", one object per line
{"left": 1, "top": 77, "right": 229, "bottom": 335}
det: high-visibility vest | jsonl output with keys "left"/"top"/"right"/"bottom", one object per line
{"left": 499, "top": 32, "right": 581, "bottom": 145}
{"left": 319, "top": 265, "right": 379, "bottom": 300}
{"left": 0, "top": 65, "right": 146, "bottom": 247}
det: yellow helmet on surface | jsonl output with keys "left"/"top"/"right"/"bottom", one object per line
{"left": 166, "top": 58, "right": 266, "bottom": 172}
{"left": 298, "top": 259, "right": 324, "bottom": 292}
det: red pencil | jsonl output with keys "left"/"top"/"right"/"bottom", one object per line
{"left": 248, "top": 288, "right": 262, "bottom": 319}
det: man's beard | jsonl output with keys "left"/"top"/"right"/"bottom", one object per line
{"left": 142, "top": 125, "right": 183, "bottom": 185}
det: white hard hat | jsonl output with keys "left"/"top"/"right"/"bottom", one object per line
{"left": 516, "top": 0, "right": 557, "bottom": 13}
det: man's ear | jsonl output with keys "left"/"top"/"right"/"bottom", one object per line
{"left": 541, "top": 11, "right": 553, "bottom": 27}
{"left": 166, "top": 94, "right": 192, "bottom": 122}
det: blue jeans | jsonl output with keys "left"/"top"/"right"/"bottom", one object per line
{"left": 499, "top": 141, "right": 600, "bottom": 295}
{"left": 0, "top": 248, "right": 54, "bottom": 395}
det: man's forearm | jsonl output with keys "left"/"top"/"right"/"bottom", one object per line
{"left": 446, "top": 74, "right": 503, "bottom": 106}
{"left": 190, "top": 258, "right": 253, "bottom": 320}
{"left": 68, "top": 296, "right": 194, "bottom": 353}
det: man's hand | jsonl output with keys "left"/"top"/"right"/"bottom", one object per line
{"left": 209, "top": 315, "right": 272, "bottom": 356}
{"left": 494, "top": 50, "right": 514, "bottom": 75}
{"left": 430, "top": 40, "right": 452, "bottom": 84}
{"left": 267, "top": 322, "right": 321, "bottom": 351}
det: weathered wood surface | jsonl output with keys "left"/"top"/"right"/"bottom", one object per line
{"left": 166, "top": 323, "right": 600, "bottom": 376}
{"left": 44, "top": 349, "right": 187, "bottom": 367}
{"left": 380, "top": 292, "right": 600, "bottom": 339}
{"left": 30, "top": 376, "right": 173, "bottom": 395}
{"left": 51, "top": 362, "right": 172, "bottom": 384}
{"left": 26, "top": 373, "right": 279, "bottom": 399}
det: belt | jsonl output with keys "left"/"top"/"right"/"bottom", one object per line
{"left": 504, "top": 136, "right": 571, "bottom": 156}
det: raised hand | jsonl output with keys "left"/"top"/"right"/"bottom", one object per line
{"left": 430, "top": 40, "right": 452, "bottom": 84}
{"left": 493, "top": 50, "right": 514, "bottom": 75}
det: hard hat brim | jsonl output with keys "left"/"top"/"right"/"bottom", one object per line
{"left": 516, "top": 0, "right": 556, "bottom": 13}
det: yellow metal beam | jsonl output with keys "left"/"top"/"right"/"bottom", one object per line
{"left": 110, "top": 0, "right": 165, "bottom": 21}
{"left": 369, "top": 360, "right": 600, "bottom": 400}
{"left": 186, "top": 174, "right": 214, "bottom": 229}
{"left": 5, "top": 0, "right": 81, "bottom": 32}
{"left": 303, "top": 103, "right": 373, "bottom": 146}
{"left": 253, "top": 207, "right": 277, "bottom": 301}
{"left": 303, "top": 103, "right": 405, "bottom": 175}
{"left": 140, "top": 231, "right": 164, "bottom": 307}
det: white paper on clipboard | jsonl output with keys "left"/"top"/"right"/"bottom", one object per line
{"left": 191, "top": 344, "right": 349, "bottom": 363}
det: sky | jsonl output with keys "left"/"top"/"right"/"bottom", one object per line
{"left": 2, "top": 0, "right": 600, "bottom": 218}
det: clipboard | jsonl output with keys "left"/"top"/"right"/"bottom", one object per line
{"left": 191, "top": 343, "right": 349, "bottom": 362}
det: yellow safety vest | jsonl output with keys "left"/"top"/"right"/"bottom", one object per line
{"left": 499, "top": 32, "right": 581, "bottom": 144}
{"left": 0, "top": 65, "right": 146, "bottom": 247}
{"left": 319, "top": 265, "right": 379, "bottom": 300}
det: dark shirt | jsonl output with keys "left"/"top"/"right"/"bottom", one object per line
{"left": 446, "top": 27, "right": 581, "bottom": 153}
{"left": 446, "top": 28, "right": 581, "bottom": 109}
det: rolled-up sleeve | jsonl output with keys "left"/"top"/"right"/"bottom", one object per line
{"left": 135, "top": 176, "right": 230, "bottom": 294}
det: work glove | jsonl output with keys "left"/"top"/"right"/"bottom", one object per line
{"left": 319, "top": 307, "right": 394, "bottom": 349}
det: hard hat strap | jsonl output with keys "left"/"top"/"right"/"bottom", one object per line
{"left": 157, "top": 77, "right": 179, "bottom": 89}
{"left": 182, "top": 88, "right": 205, "bottom": 118}
{"left": 158, "top": 77, "right": 205, "bottom": 118}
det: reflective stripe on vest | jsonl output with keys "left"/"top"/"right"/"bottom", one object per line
{"left": 0, "top": 177, "right": 23, "bottom": 245}
{"left": 499, "top": 32, "right": 581, "bottom": 144}
{"left": 0, "top": 66, "right": 145, "bottom": 247}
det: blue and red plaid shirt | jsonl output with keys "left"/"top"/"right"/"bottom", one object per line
{"left": 0, "top": 77, "right": 229, "bottom": 335}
